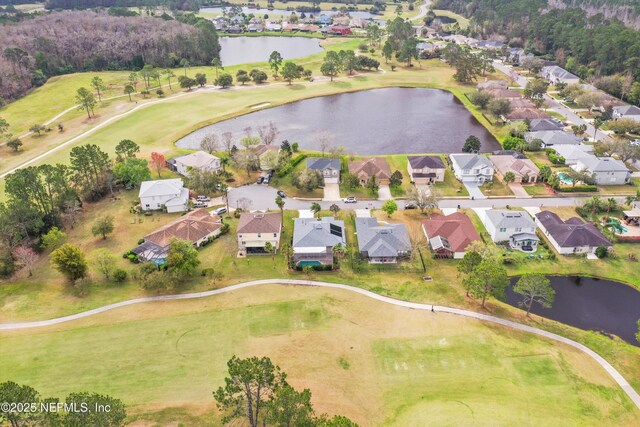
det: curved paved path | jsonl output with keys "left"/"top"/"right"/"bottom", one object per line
{"left": 1, "top": 278, "right": 639, "bottom": 409}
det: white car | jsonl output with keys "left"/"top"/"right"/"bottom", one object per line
{"left": 213, "top": 207, "right": 227, "bottom": 215}
{"left": 631, "top": 139, "right": 640, "bottom": 147}
{"left": 343, "top": 196, "right": 357, "bottom": 204}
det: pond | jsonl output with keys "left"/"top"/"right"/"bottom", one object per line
{"left": 201, "top": 6, "right": 378, "bottom": 19}
{"left": 506, "top": 276, "right": 640, "bottom": 346}
{"left": 175, "top": 88, "right": 500, "bottom": 154}
{"left": 219, "top": 36, "right": 323, "bottom": 66}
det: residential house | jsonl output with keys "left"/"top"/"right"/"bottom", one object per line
{"left": 506, "top": 108, "right": 552, "bottom": 121}
{"left": 474, "top": 40, "right": 505, "bottom": 50}
{"left": 306, "top": 158, "right": 341, "bottom": 184}
{"left": 491, "top": 149, "right": 526, "bottom": 159}
{"left": 509, "top": 98, "right": 536, "bottom": 109}
{"left": 571, "top": 155, "right": 631, "bottom": 185}
{"left": 535, "top": 211, "right": 611, "bottom": 255}
{"left": 316, "top": 14, "right": 333, "bottom": 25}
{"left": 292, "top": 217, "right": 346, "bottom": 267}
{"left": 329, "top": 24, "right": 351, "bottom": 35}
{"left": 407, "top": 155, "right": 446, "bottom": 184}
{"left": 138, "top": 179, "right": 189, "bottom": 213}
{"left": 528, "top": 118, "right": 564, "bottom": 132}
{"left": 542, "top": 65, "right": 580, "bottom": 85}
{"left": 254, "top": 144, "right": 280, "bottom": 171}
{"left": 489, "top": 155, "right": 540, "bottom": 183}
{"left": 247, "top": 23, "right": 264, "bottom": 32}
{"left": 131, "top": 209, "right": 222, "bottom": 263}
{"left": 483, "top": 209, "right": 539, "bottom": 252}
{"left": 237, "top": 212, "right": 282, "bottom": 255}
{"left": 348, "top": 157, "right": 391, "bottom": 186}
{"left": 524, "top": 130, "right": 582, "bottom": 147}
{"left": 355, "top": 217, "right": 411, "bottom": 263}
{"left": 265, "top": 21, "right": 282, "bottom": 31}
{"left": 486, "top": 88, "right": 521, "bottom": 99}
{"left": 422, "top": 212, "right": 481, "bottom": 259}
{"left": 230, "top": 15, "right": 245, "bottom": 25}
{"left": 553, "top": 144, "right": 593, "bottom": 165}
{"left": 167, "top": 151, "right": 221, "bottom": 177}
{"left": 612, "top": 105, "right": 640, "bottom": 122}
{"left": 449, "top": 154, "right": 494, "bottom": 184}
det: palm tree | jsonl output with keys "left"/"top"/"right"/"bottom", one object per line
{"left": 275, "top": 195, "right": 285, "bottom": 228}
{"left": 220, "top": 156, "right": 230, "bottom": 173}
{"left": 593, "top": 117, "right": 604, "bottom": 141}
{"left": 211, "top": 58, "right": 224, "bottom": 79}
{"left": 310, "top": 202, "right": 321, "bottom": 218}
{"left": 281, "top": 242, "right": 293, "bottom": 268}
{"left": 180, "top": 58, "right": 190, "bottom": 76}
{"left": 264, "top": 241, "right": 275, "bottom": 265}
{"left": 605, "top": 197, "right": 617, "bottom": 219}
{"left": 164, "top": 69, "right": 175, "bottom": 90}
{"left": 332, "top": 243, "right": 346, "bottom": 270}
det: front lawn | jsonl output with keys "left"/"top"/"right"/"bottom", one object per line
{"left": 433, "top": 167, "right": 468, "bottom": 196}
{"left": 268, "top": 160, "right": 324, "bottom": 199}
{"left": 480, "top": 175, "right": 513, "bottom": 196}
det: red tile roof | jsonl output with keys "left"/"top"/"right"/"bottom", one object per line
{"left": 422, "top": 213, "right": 480, "bottom": 253}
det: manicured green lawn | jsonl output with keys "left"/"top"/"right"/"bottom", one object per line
{"left": 480, "top": 175, "right": 514, "bottom": 197}
{"left": 432, "top": 9, "right": 470, "bottom": 29}
{"left": 433, "top": 163, "right": 469, "bottom": 197}
{"left": 2, "top": 284, "right": 637, "bottom": 426}
{"left": 268, "top": 160, "right": 324, "bottom": 199}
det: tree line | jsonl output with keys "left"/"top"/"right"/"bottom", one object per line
{"left": 0, "top": 10, "right": 220, "bottom": 102}
{"left": 436, "top": 0, "right": 640, "bottom": 100}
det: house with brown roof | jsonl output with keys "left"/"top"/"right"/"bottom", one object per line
{"left": 505, "top": 108, "right": 552, "bottom": 121}
{"left": 131, "top": 209, "right": 223, "bottom": 263}
{"left": 422, "top": 212, "right": 481, "bottom": 259}
{"left": 489, "top": 155, "right": 540, "bottom": 183}
{"left": 407, "top": 155, "right": 446, "bottom": 184}
{"left": 486, "top": 88, "right": 521, "bottom": 99}
{"left": 535, "top": 210, "right": 611, "bottom": 256}
{"left": 237, "top": 212, "right": 282, "bottom": 255}
{"left": 348, "top": 157, "right": 391, "bottom": 186}
{"left": 253, "top": 144, "right": 280, "bottom": 171}
{"left": 508, "top": 98, "right": 536, "bottom": 109}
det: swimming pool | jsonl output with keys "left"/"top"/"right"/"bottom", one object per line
{"left": 557, "top": 172, "right": 574, "bottom": 185}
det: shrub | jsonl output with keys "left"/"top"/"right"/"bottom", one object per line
{"left": 595, "top": 244, "right": 609, "bottom": 259}
{"left": 277, "top": 154, "right": 307, "bottom": 177}
{"left": 502, "top": 257, "right": 516, "bottom": 265}
{"left": 558, "top": 186, "right": 598, "bottom": 193}
{"left": 137, "top": 238, "right": 145, "bottom": 245}
{"left": 113, "top": 269, "right": 128, "bottom": 283}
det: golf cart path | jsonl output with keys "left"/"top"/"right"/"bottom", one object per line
{"left": 1, "top": 278, "right": 639, "bottom": 410}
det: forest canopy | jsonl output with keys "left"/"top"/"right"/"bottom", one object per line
{"left": 0, "top": 10, "right": 220, "bottom": 101}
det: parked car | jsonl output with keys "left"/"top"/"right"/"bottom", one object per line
{"left": 343, "top": 196, "right": 357, "bottom": 203}
{"left": 196, "top": 195, "right": 210, "bottom": 202}
{"left": 404, "top": 201, "right": 417, "bottom": 210}
{"left": 194, "top": 202, "right": 208, "bottom": 208}
{"left": 257, "top": 176, "right": 264, "bottom": 184}
{"left": 213, "top": 207, "right": 227, "bottom": 215}
{"left": 631, "top": 139, "right": 640, "bottom": 146}
{"left": 263, "top": 175, "right": 271, "bottom": 184}
{"left": 277, "top": 190, "right": 286, "bottom": 198}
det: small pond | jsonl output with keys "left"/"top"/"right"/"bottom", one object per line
{"left": 219, "top": 36, "right": 323, "bottom": 66}
{"left": 201, "top": 6, "right": 378, "bottom": 19}
{"left": 176, "top": 88, "right": 500, "bottom": 154}
{"left": 506, "top": 276, "right": 640, "bottom": 346}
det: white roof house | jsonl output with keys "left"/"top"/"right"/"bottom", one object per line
{"left": 542, "top": 65, "right": 580, "bottom": 85}
{"left": 553, "top": 145, "right": 593, "bottom": 165}
{"left": 169, "top": 151, "right": 221, "bottom": 177}
{"left": 139, "top": 179, "right": 190, "bottom": 213}
{"left": 524, "top": 130, "right": 582, "bottom": 147}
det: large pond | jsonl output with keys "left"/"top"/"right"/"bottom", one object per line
{"left": 506, "top": 276, "right": 640, "bottom": 346}
{"left": 176, "top": 88, "right": 500, "bottom": 154}
{"left": 201, "top": 6, "right": 378, "bottom": 19}
{"left": 219, "top": 36, "right": 323, "bottom": 66}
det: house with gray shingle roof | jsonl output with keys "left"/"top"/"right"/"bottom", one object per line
{"left": 449, "top": 154, "right": 494, "bottom": 183}
{"left": 528, "top": 118, "right": 564, "bottom": 132}
{"left": 612, "top": 105, "right": 640, "bottom": 122}
{"left": 483, "top": 210, "right": 538, "bottom": 252}
{"left": 407, "top": 155, "right": 446, "bottom": 184}
{"left": 292, "top": 217, "right": 346, "bottom": 267}
{"left": 535, "top": 211, "right": 610, "bottom": 255}
{"left": 572, "top": 155, "right": 631, "bottom": 185}
{"left": 355, "top": 218, "right": 411, "bottom": 263}
{"left": 542, "top": 65, "right": 580, "bottom": 85}
{"left": 306, "top": 158, "right": 341, "bottom": 184}
{"left": 524, "top": 130, "right": 582, "bottom": 148}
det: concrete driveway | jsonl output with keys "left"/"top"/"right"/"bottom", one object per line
{"left": 462, "top": 181, "right": 486, "bottom": 200}
{"left": 509, "top": 183, "right": 531, "bottom": 199}
{"left": 378, "top": 184, "right": 392, "bottom": 200}
{"left": 322, "top": 183, "right": 341, "bottom": 201}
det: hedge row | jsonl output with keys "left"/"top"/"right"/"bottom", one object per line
{"left": 277, "top": 154, "right": 307, "bottom": 177}
{"left": 558, "top": 185, "right": 598, "bottom": 192}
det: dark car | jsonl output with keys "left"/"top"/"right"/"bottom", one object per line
{"left": 257, "top": 176, "right": 264, "bottom": 184}
{"left": 277, "top": 190, "right": 286, "bottom": 198}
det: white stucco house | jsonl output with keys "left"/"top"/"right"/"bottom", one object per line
{"left": 168, "top": 151, "right": 221, "bottom": 177}
{"left": 138, "top": 178, "right": 189, "bottom": 213}
{"left": 483, "top": 209, "right": 539, "bottom": 252}
{"left": 449, "top": 154, "right": 494, "bottom": 184}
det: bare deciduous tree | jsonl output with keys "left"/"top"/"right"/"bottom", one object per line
{"left": 13, "top": 246, "right": 38, "bottom": 276}
{"left": 314, "top": 130, "right": 335, "bottom": 157}
{"left": 200, "top": 133, "right": 219, "bottom": 154}
{"left": 221, "top": 131, "right": 234, "bottom": 154}
{"left": 257, "top": 121, "right": 279, "bottom": 145}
